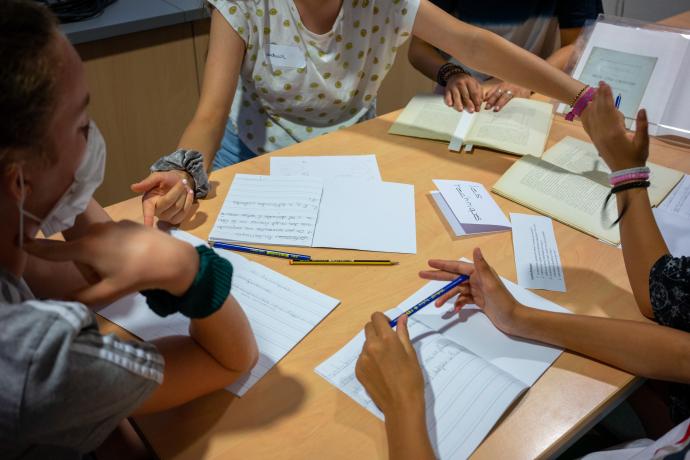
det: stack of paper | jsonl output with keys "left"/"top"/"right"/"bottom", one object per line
{"left": 431, "top": 180, "right": 511, "bottom": 237}
{"left": 99, "top": 230, "right": 341, "bottom": 396}
{"left": 209, "top": 156, "right": 417, "bottom": 254}
{"left": 316, "top": 268, "right": 569, "bottom": 459}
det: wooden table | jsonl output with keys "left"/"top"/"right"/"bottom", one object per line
{"left": 102, "top": 12, "right": 690, "bottom": 460}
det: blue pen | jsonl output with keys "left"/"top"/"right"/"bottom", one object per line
{"left": 211, "top": 241, "right": 311, "bottom": 261}
{"left": 389, "top": 275, "right": 470, "bottom": 327}
{"left": 615, "top": 94, "right": 622, "bottom": 109}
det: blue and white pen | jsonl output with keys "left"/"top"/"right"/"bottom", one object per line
{"left": 389, "top": 275, "right": 470, "bottom": 327}
{"left": 210, "top": 241, "right": 311, "bottom": 261}
{"left": 615, "top": 93, "right": 622, "bottom": 109}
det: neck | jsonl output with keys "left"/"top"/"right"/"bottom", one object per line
{"left": 293, "top": 0, "right": 342, "bottom": 35}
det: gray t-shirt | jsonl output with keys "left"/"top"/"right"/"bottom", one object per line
{"left": 0, "top": 270, "right": 164, "bottom": 459}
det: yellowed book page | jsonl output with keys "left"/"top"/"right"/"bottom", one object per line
{"left": 542, "top": 136, "right": 684, "bottom": 206}
{"left": 493, "top": 155, "right": 621, "bottom": 244}
{"left": 388, "top": 94, "right": 463, "bottom": 142}
{"left": 465, "top": 98, "right": 554, "bottom": 157}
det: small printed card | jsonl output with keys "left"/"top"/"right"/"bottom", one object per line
{"left": 510, "top": 213, "right": 566, "bottom": 292}
{"left": 432, "top": 180, "right": 511, "bottom": 236}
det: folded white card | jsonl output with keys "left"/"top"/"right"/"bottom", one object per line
{"left": 511, "top": 213, "right": 566, "bottom": 292}
{"left": 432, "top": 180, "right": 511, "bottom": 236}
{"left": 658, "top": 174, "right": 690, "bottom": 218}
{"left": 270, "top": 155, "right": 381, "bottom": 181}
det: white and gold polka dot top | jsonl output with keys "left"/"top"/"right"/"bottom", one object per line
{"left": 208, "top": 0, "right": 420, "bottom": 155}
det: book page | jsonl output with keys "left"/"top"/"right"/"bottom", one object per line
{"left": 312, "top": 179, "right": 417, "bottom": 254}
{"left": 99, "top": 230, "right": 340, "bottom": 397}
{"left": 493, "top": 155, "right": 621, "bottom": 244}
{"left": 315, "top": 310, "right": 526, "bottom": 460}
{"left": 542, "top": 137, "right": 683, "bottom": 206}
{"left": 388, "top": 94, "right": 464, "bottom": 142}
{"left": 270, "top": 155, "right": 381, "bottom": 181}
{"left": 465, "top": 98, "right": 553, "bottom": 157}
{"left": 208, "top": 174, "right": 323, "bottom": 247}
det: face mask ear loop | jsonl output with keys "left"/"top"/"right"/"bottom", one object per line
{"left": 17, "top": 167, "right": 26, "bottom": 250}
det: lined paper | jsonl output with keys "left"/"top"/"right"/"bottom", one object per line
{"left": 316, "top": 269, "right": 568, "bottom": 458}
{"left": 209, "top": 174, "right": 324, "bottom": 247}
{"left": 270, "top": 155, "right": 382, "bottom": 181}
{"left": 99, "top": 230, "right": 340, "bottom": 397}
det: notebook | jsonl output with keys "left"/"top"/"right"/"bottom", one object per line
{"left": 493, "top": 136, "right": 683, "bottom": 245}
{"left": 389, "top": 93, "right": 554, "bottom": 157}
{"left": 316, "top": 269, "right": 569, "bottom": 460}
{"left": 99, "top": 229, "right": 341, "bottom": 396}
{"left": 208, "top": 174, "right": 417, "bottom": 254}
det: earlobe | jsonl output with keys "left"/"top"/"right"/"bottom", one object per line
{"left": 3, "top": 163, "right": 28, "bottom": 202}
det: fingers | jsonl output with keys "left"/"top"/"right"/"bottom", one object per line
{"left": 141, "top": 193, "right": 157, "bottom": 227}
{"left": 371, "top": 312, "right": 392, "bottom": 336}
{"left": 396, "top": 315, "right": 415, "bottom": 355}
{"left": 445, "top": 88, "right": 454, "bottom": 108}
{"left": 484, "top": 88, "right": 501, "bottom": 110}
{"left": 154, "top": 180, "right": 188, "bottom": 222}
{"left": 159, "top": 184, "right": 191, "bottom": 223}
{"left": 167, "top": 188, "right": 195, "bottom": 225}
{"left": 130, "top": 174, "right": 162, "bottom": 194}
{"left": 364, "top": 320, "right": 376, "bottom": 340}
{"left": 469, "top": 80, "right": 483, "bottom": 111}
{"left": 427, "top": 259, "right": 474, "bottom": 275}
{"left": 492, "top": 91, "right": 513, "bottom": 112}
{"left": 23, "top": 238, "right": 86, "bottom": 263}
{"left": 634, "top": 108, "right": 649, "bottom": 149}
{"left": 460, "top": 84, "right": 474, "bottom": 113}
{"left": 434, "top": 285, "right": 462, "bottom": 307}
{"left": 450, "top": 85, "right": 464, "bottom": 112}
{"left": 419, "top": 269, "right": 458, "bottom": 282}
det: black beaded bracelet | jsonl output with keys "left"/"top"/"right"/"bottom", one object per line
{"left": 437, "top": 62, "right": 469, "bottom": 87}
{"left": 603, "top": 180, "right": 651, "bottom": 227}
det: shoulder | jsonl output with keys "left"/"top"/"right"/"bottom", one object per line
{"left": 0, "top": 300, "right": 163, "bottom": 450}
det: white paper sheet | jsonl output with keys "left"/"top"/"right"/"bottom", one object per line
{"left": 208, "top": 174, "right": 324, "bottom": 247}
{"left": 99, "top": 230, "right": 340, "bottom": 397}
{"left": 433, "top": 180, "right": 511, "bottom": 235}
{"left": 654, "top": 208, "right": 690, "bottom": 257}
{"left": 658, "top": 175, "right": 690, "bottom": 217}
{"left": 312, "top": 179, "right": 417, "bottom": 254}
{"left": 316, "top": 270, "right": 568, "bottom": 459}
{"left": 510, "top": 213, "right": 566, "bottom": 292}
{"left": 270, "top": 155, "right": 381, "bottom": 181}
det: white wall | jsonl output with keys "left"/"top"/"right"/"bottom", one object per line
{"left": 603, "top": 0, "right": 690, "bottom": 22}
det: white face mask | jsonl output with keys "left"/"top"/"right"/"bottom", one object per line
{"left": 18, "top": 121, "right": 106, "bottom": 245}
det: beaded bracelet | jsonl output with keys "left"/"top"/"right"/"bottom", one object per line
{"left": 437, "top": 62, "right": 469, "bottom": 87}
{"left": 565, "top": 86, "right": 596, "bottom": 121}
{"left": 603, "top": 180, "right": 651, "bottom": 227}
{"left": 610, "top": 172, "right": 650, "bottom": 187}
{"left": 609, "top": 166, "right": 650, "bottom": 179}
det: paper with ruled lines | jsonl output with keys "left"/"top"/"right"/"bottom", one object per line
{"left": 99, "top": 230, "right": 340, "bottom": 396}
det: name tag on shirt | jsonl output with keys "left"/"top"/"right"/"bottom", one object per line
{"left": 266, "top": 44, "right": 306, "bottom": 69}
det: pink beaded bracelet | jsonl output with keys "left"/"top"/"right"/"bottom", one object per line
{"left": 565, "top": 86, "right": 596, "bottom": 121}
{"left": 610, "top": 172, "right": 650, "bottom": 186}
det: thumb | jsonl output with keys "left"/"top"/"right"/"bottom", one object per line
{"left": 473, "top": 247, "right": 498, "bottom": 286}
{"left": 634, "top": 109, "right": 649, "bottom": 150}
{"left": 141, "top": 193, "right": 157, "bottom": 227}
{"left": 396, "top": 315, "right": 414, "bottom": 355}
{"left": 131, "top": 174, "right": 161, "bottom": 193}
{"left": 24, "top": 238, "right": 86, "bottom": 263}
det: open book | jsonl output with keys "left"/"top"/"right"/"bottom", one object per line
{"left": 316, "top": 270, "right": 568, "bottom": 460}
{"left": 493, "top": 137, "right": 683, "bottom": 245}
{"left": 389, "top": 94, "right": 554, "bottom": 157}
{"left": 99, "top": 230, "right": 340, "bottom": 397}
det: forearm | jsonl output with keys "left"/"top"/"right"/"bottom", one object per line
{"left": 177, "top": 112, "right": 229, "bottom": 172}
{"left": 385, "top": 407, "right": 436, "bottom": 460}
{"left": 413, "top": 1, "right": 584, "bottom": 104}
{"left": 62, "top": 199, "right": 111, "bottom": 241}
{"left": 617, "top": 188, "right": 669, "bottom": 318}
{"left": 513, "top": 307, "right": 690, "bottom": 383}
{"left": 408, "top": 36, "right": 448, "bottom": 82}
{"left": 546, "top": 44, "right": 575, "bottom": 70}
{"left": 189, "top": 293, "right": 258, "bottom": 372}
